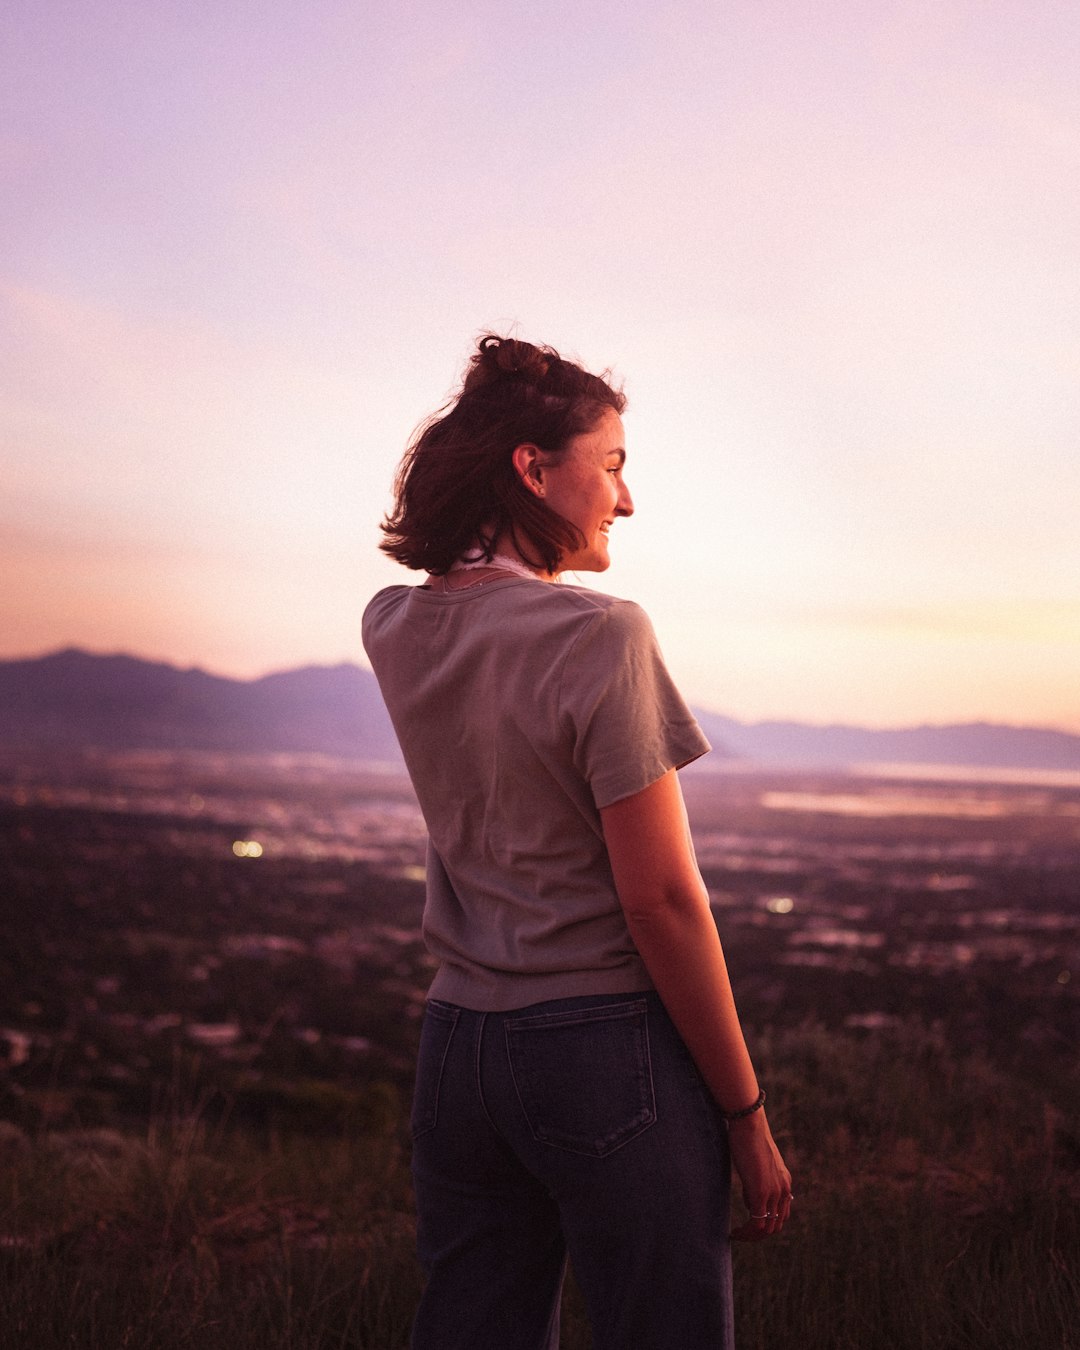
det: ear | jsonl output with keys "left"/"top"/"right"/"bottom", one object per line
{"left": 512, "top": 443, "right": 546, "bottom": 498}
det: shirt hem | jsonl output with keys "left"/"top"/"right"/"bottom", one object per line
{"left": 426, "top": 960, "right": 656, "bottom": 1012}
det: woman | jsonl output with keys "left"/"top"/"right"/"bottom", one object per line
{"left": 363, "top": 335, "right": 792, "bottom": 1350}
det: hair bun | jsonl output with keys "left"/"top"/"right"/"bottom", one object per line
{"left": 470, "top": 334, "right": 554, "bottom": 389}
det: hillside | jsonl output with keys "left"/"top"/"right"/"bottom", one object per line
{"left": 0, "top": 649, "right": 401, "bottom": 761}
{"left": 2, "top": 648, "right": 1079, "bottom": 771}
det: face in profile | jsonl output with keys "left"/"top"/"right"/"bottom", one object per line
{"left": 536, "top": 409, "right": 634, "bottom": 573}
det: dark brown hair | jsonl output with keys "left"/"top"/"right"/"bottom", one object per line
{"left": 379, "top": 334, "right": 626, "bottom": 575}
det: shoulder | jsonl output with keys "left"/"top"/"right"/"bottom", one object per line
{"left": 527, "top": 583, "right": 647, "bottom": 626}
{"left": 473, "top": 584, "right": 654, "bottom": 664}
{"left": 362, "top": 584, "right": 415, "bottom": 618}
{"left": 361, "top": 585, "right": 414, "bottom": 647}
{"left": 547, "top": 586, "right": 656, "bottom": 651}
{"left": 533, "top": 590, "right": 663, "bottom": 696}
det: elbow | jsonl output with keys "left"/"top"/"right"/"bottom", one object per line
{"left": 617, "top": 880, "right": 709, "bottom": 929}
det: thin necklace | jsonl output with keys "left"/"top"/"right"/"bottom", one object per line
{"left": 449, "top": 552, "right": 539, "bottom": 581}
{"left": 433, "top": 552, "right": 543, "bottom": 594}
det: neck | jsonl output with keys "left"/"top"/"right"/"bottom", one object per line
{"left": 483, "top": 533, "right": 558, "bottom": 582}
{"left": 450, "top": 551, "right": 541, "bottom": 582}
{"left": 452, "top": 533, "right": 557, "bottom": 582}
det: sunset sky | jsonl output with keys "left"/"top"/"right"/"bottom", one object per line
{"left": 3, "top": 0, "right": 1078, "bottom": 731}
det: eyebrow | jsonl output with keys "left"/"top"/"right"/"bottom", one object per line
{"left": 607, "top": 448, "right": 626, "bottom": 466}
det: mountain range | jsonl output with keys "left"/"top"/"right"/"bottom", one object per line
{"left": 2, "top": 648, "right": 1078, "bottom": 773}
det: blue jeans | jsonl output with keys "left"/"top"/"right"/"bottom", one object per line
{"left": 410, "top": 991, "right": 734, "bottom": 1350}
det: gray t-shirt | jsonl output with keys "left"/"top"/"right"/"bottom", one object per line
{"left": 362, "top": 577, "right": 710, "bottom": 1010}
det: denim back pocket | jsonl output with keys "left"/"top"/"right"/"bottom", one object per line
{"left": 411, "top": 1001, "right": 460, "bottom": 1140}
{"left": 504, "top": 999, "right": 656, "bottom": 1157}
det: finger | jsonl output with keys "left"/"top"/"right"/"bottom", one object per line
{"left": 769, "top": 1187, "right": 793, "bottom": 1233}
{"left": 759, "top": 1193, "right": 790, "bottom": 1236}
{"left": 735, "top": 1206, "right": 773, "bottom": 1240}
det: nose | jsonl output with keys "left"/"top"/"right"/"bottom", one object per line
{"left": 616, "top": 479, "right": 634, "bottom": 517}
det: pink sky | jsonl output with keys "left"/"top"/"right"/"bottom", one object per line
{"left": 2, "top": 0, "right": 1078, "bottom": 729}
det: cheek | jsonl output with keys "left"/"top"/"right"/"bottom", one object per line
{"left": 558, "top": 473, "right": 593, "bottom": 518}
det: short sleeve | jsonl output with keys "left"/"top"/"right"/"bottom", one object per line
{"left": 559, "top": 601, "right": 711, "bottom": 809}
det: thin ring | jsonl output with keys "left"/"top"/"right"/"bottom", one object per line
{"left": 750, "top": 1213, "right": 769, "bottom": 1220}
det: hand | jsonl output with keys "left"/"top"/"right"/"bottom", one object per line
{"left": 727, "top": 1108, "right": 793, "bottom": 1242}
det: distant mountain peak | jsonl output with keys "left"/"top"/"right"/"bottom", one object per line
{"left": 3, "top": 649, "right": 1079, "bottom": 771}
{"left": 0, "top": 648, "right": 399, "bottom": 760}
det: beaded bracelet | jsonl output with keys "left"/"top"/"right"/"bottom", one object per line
{"left": 722, "top": 1088, "right": 766, "bottom": 1121}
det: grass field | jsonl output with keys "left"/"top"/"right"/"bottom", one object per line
{"left": 2, "top": 758, "right": 1077, "bottom": 1346}
{"left": 2, "top": 1018, "right": 1076, "bottom": 1350}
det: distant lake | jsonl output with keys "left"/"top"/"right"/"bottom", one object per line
{"left": 853, "top": 761, "right": 1080, "bottom": 790}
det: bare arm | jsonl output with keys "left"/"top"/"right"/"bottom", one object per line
{"left": 600, "top": 769, "right": 793, "bottom": 1237}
